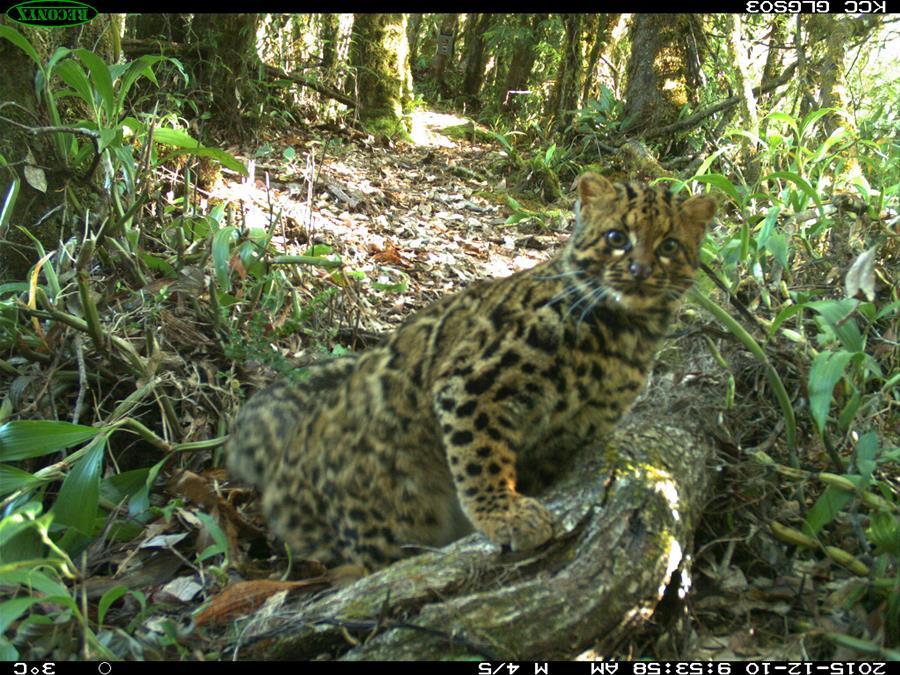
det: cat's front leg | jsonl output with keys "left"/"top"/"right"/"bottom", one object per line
{"left": 432, "top": 375, "right": 557, "bottom": 552}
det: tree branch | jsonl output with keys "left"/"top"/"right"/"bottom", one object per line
{"left": 641, "top": 62, "right": 798, "bottom": 141}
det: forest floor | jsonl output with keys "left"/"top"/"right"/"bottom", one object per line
{"left": 208, "top": 109, "right": 566, "bottom": 339}
{"left": 8, "top": 110, "right": 893, "bottom": 661}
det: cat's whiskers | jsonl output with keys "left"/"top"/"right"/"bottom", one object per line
{"left": 548, "top": 278, "right": 594, "bottom": 307}
{"left": 564, "top": 280, "right": 608, "bottom": 323}
{"left": 534, "top": 270, "right": 585, "bottom": 282}
{"left": 578, "top": 286, "right": 611, "bottom": 325}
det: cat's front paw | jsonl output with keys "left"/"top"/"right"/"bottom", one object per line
{"left": 480, "top": 495, "right": 557, "bottom": 552}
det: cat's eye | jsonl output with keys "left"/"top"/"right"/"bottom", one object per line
{"left": 657, "top": 238, "right": 680, "bottom": 256}
{"left": 606, "top": 230, "right": 629, "bottom": 249}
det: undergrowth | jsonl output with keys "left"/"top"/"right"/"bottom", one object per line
{"left": 0, "top": 24, "right": 897, "bottom": 660}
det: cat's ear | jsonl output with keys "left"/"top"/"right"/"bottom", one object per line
{"left": 681, "top": 194, "right": 717, "bottom": 238}
{"left": 578, "top": 172, "right": 617, "bottom": 206}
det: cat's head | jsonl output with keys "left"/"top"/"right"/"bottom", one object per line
{"left": 564, "top": 172, "right": 716, "bottom": 310}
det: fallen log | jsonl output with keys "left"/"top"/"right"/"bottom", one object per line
{"left": 230, "top": 354, "right": 721, "bottom": 660}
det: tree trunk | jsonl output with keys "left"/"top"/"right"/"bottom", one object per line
{"left": 545, "top": 14, "right": 583, "bottom": 136}
{"left": 760, "top": 14, "right": 789, "bottom": 105}
{"left": 190, "top": 14, "right": 261, "bottom": 137}
{"left": 501, "top": 14, "right": 545, "bottom": 115}
{"left": 623, "top": 14, "right": 701, "bottom": 136}
{"left": 461, "top": 13, "right": 493, "bottom": 108}
{"left": 406, "top": 13, "right": 424, "bottom": 67}
{"left": 580, "top": 14, "right": 620, "bottom": 105}
{"left": 319, "top": 13, "right": 340, "bottom": 75}
{"left": 231, "top": 361, "right": 720, "bottom": 660}
{"left": 347, "top": 14, "right": 412, "bottom": 131}
{"left": 432, "top": 13, "right": 459, "bottom": 98}
{"left": 806, "top": 15, "right": 881, "bottom": 135}
{"left": 729, "top": 15, "right": 760, "bottom": 184}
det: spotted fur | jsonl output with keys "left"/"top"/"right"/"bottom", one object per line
{"left": 225, "top": 173, "right": 716, "bottom": 570}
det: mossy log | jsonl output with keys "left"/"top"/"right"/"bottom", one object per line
{"left": 232, "top": 368, "right": 719, "bottom": 660}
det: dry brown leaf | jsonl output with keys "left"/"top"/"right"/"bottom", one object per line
{"left": 194, "top": 578, "right": 330, "bottom": 626}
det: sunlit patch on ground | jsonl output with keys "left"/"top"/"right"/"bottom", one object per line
{"left": 409, "top": 110, "right": 467, "bottom": 148}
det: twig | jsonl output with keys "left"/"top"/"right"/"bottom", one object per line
{"left": 71, "top": 334, "right": 87, "bottom": 424}
{"left": 263, "top": 63, "right": 356, "bottom": 108}
{"left": 271, "top": 255, "right": 342, "bottom": 268}
{"left": 700, "top": 261, "right": 763, "bottom": 331}
{"left": 0, "top": 115, "right": 103, "bottom": 182}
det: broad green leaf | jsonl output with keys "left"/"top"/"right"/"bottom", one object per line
{"left": 489, "top": 130, "right": 513, "bottom": 153}
{"left": 305, "top": 244, "right": 333, "bottom": 257}
{"left": 0, "top": 596, "right": 41, "bottom": 635}
{"left": 799, "top": 108, "right": 837, "bottom": 140}
{"left": 808, "top": 299, "right": 864, "bottom": 352}
{"left": 372, "top": 271, "right": 409, "bottom": 294}
{"left": 139, "top": 252, "right": 176, "bottom": 278}
{"left": 765, "top": 171, "right": 825, "bottom": 214}
{"left": 866, "top": 512, "right": 899, "bottom": 556}
{"left": 115, "top": 56, "right": 168, "bottom": 111}
{"left": 769, "top": 303, "right": 806, "bottom": 338}
{"left": 755, "top": 205, "right": 780, "bottom": 249}
{"left": 876, "top": 300, "right": 900, "bottom": 320}
{"left": 693, "top": 173, "right": 741, "bottom": 202}
{"left": 765, "top": 111, "right": 798, "bottom": 134}
{"left": 0, "top": 421, "right": 100, "bottom": 461}
{"left": 97, "top": 585, "right": 129, "bottom": 625}
{"left": 815, "top": 126, "right": 849, "bottom": 162}
{"left": 739, "top": 220, "right": 750, "bottom": 262}
{"left": 45, "top": 47, "right": 72, "bottom": 74}
{"left": 54, "top": 60, "right": 93, "bottom": 109}
{"left": 0, "top": 636, "right": 18, "bottom": 660}
{"left": 765, "top": 233, "right": 788, "bottom": 268}
{"left": 808, "top": 350, "right": 856, "bottom": 433}
{"left": 692, "top": 147, "right": 731, "bottom": 179}
{"left": 100, "top": 467, "right": 150, "bottom": 504}
{"left": 75, "top": 49, "right": 115, "bottom": 120}
{"left": 129, "top": 458, "right": 166, "bottom": 516}
{"left": 506, "top": 195, "right": 524, "bottom": 212}
{"left": 0, "top": 25, "right": 42, "bottom": 69}
{"left": 153, "top": 128, "right": 246, "bottom": 175}
{"left": 208, "top": 203, "right": 227, "bottom": 225}
{"left": 544, "top": 143, "right": 556, "bottom": 165}
{"left": 0, "top": 508, "right": 39, "bottom": 549}
{"left": 725, "top": 128, "right": 764, "bottom": 148}
{"left": 51, "top": 436, "right": 105, "bottom": 534}
{"left": 803, "top": 484, "right": 853, "bottom": 537}
{"left": 212, "top": 226, "right": 238, "bottom": 292}
{"left": 0, "top": 176, "right": 20, "bottom": 234}
{"left": 837, "top": 390, "right": 861, "bottom": 432}
{"left": 0, "top": 464, "right": 43, "bottom": 497}
{"left": 97, "top": 127, "right": 120, "bottom": 154}
{"left": 0, "top": 568, "right": 69, "bottom": 598}
{"left": 854, "top": 432, "right": 879, "bottom": 482}
{"left": 194, "top": 511, "right": 228, "bottom": 563}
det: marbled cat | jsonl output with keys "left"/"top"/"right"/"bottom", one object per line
{"left": 225, "top": 173, "right": 717, "bottom": 571}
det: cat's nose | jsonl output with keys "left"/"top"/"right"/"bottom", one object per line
{"left": 628, "top": 261, "right": 653, "bottom": 281}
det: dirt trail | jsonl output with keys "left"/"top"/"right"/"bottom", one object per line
{"left": 210, "top": 110, "right": 568, "bottom": 338}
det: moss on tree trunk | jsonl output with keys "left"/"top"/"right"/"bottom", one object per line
{"left": 347, "top": 13, "right": 412, "bottom": 136}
